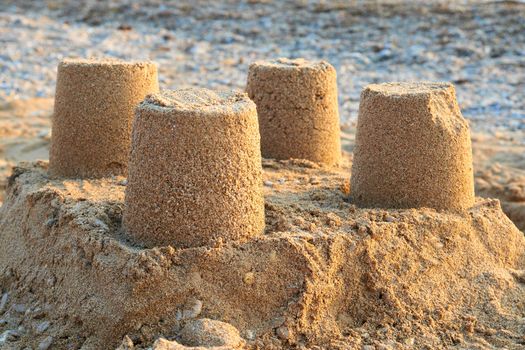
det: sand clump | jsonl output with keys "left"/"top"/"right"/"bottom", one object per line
{"left": 0, "top": 161, "right": 524, "bottom": 349}
{"left": 49, "top": 58, "right": 159, "bottom": 178}
{"left": 246, "top": 58, "right": 341, "bottom": 166}
{"left": 123, "top": 88, "right": 265, "bottom": 248}
{"left": 351, "top": 82, "right": 475, "bottom": 211}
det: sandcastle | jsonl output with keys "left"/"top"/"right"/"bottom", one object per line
{"left": 123, "top": 88, "right": 265, "bottom": 248}
{"left": 351, "top": 82, "right": 475, "bottom": 211}
{"left": 246, "top": 58, "right": 341, "bottom": 166}
{"left": 1, "top": 57, "right": 524, "bottom": 350}
{"left": 49, "top": 58, "right": 159, "bottom": 178}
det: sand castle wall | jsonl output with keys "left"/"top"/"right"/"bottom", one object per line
{"left": 351, "top": 82, "right": 475, "bottom": 211}
{"left": 1, "top": 163, "right": 524, "bottom": 349}
{"left": 246, "top": 58, "right": 341, "bottom": 166}
{"left": 49, "top": 58, "right": 159, "bottom": 178}
{"left": 123, "top": 88, "right": 265, "bottom": 248}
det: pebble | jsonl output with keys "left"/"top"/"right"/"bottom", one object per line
{"left": 404, "top": 337, "right": 415, "bottom": 346}
{"left": 0, "top": 293, "right": 8, "bottom": 313}
{"left": 45, "top": 218, "right": 58, "bottom": 228}
{"left": 263, "top": 180, "right": 274, "bottom": 187}
{"left": 0, "top": 330, "right": 19, "bottom": 343}
{"left": 245, "top": 329, "right": 256, "bottom": 341}
{"left": 179, "top": 318, "right": 242, "bottom": 347}
{"left": 181, "top": 299, "right": 202, "bottom": 320}
{"left": 176, "top": 299, "right": 203, "bottom": 321}
{"left": 37, "top": 336, "right": 53, "bottom": 350}
{"left": 35, "top": 320, "right": 50, "bottom": 334}
{"left": 12, "top": 303, "right": 26, "bottom": 313}
{"left": 384, "top": 215, "right": 396, "bottom": 223}
{"left": 116, "top": 335, "right": 134, "bottom": 350}
{"left": 90, "top": 218, "right": 109, "bottom": 231}
{"left": 243, "top": 272, "right": 255, "bottom": 285}
{"left": 276, "top": 325, "right": 290, "bottom": 341}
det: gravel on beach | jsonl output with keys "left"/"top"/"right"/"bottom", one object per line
{"left": 0, "top": 0, "right": 524, "bottom": 132}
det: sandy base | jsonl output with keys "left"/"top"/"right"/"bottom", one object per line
{"left": 0, "top": 160, "right": 524, "bottom": 349}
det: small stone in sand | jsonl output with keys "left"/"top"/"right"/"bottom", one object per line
{"left": 37, "top": 336, "right": 53, "bottom": 350}
{"left": 179, "top": 318, "right": 242, "bottom": 347}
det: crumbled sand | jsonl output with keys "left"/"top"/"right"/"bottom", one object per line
{"left": 0, "top": 161, "right": 524, "bottom": 349}
{"left": 246, "top": 58, "right": 341, "bottom": 166}
{"left": 123, "top": 88, "right": 264, "bottom": 248}
{"left": 351, "top": 82, "right": 475, "bottom": 211}
{"left": 142, "top": 88, "right": 249, "bottom": 112}
{"left": 49, "top": 58, "right": 159, "bottom": 178}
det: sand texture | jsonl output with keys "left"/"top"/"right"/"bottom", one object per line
{"left": 0, "top": 2, "right": 524, "bottom": 348}
{"left": 351, "top": 82, "right": 475, "bottom": 211}
{"left": 2, "top": 98, "right": 522, "bottom": 232}
{"left": 123, "top": 88, "right": 264, "bottom": 248}
{"left": 0, "top": 162, "right": 524, "bottom": 349}
{"left": 49, "top": 58, "right": 159, "bottom": 178}
{"left": 246, "top": 58, "right": 341, "bottom": 166}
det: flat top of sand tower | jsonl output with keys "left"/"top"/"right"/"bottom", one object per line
{"left": 60, "top": 57, "right": 157, "bottom": 69}
{"left": 365, "top": 82, "right": 454, "bottom": 97}
{"left": 142, "top": 88, "right": 255, "bottom": 114}
{"left": 249, "top": 57, "right": 333, "bottom": 71}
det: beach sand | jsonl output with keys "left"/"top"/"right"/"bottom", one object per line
{"left": 0, "top": 2, "right": 524, "bottom": 348}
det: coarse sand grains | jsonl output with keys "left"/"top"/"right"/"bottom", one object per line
{"left": 246, "top": 58, "right": 341, "bottom": 166}
{"left": 49, "top": 58, "right": 159, "bottom": 178}
{"left": 351, "top": 82, "right": 475, "bottom": 211}
{"left": 1, "top": 161, "right": 524, "bottom": 349}
{"left": 123, "top": 88, "right": 265, "bottom": 248}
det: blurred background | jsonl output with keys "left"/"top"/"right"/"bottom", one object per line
{"left": 0, "top": 0, "right": 524, "bottom": 227}
{"left": 1, "top": 0, "right": 524, "bottom": 128}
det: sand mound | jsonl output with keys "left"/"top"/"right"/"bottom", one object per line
{"left": 0, "top": 161, "right": 524, "bottom": 349}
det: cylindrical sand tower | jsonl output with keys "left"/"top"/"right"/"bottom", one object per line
{"left": 350, "top": 82, "right": 475, "bottom": 211}
{"left": 123, "top": 88, "right": 265, "bottom": 248}
{"left": 246, "top": 58, "right": 341, "bottom": 166}
{"left": 49, "top": 58, "right": 159, "bottom": 178}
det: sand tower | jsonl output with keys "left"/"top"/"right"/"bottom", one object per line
{"left": 246, "top": 58, "right": 341, "bottom": 166}
{"left": 350, "top": 82, "right": 475, "bottom": 211}
{"left": 123, "top": 88, "right": 265, "bottom": 248}
{"left": 49, "top": 58, "right": 159, "bottom": 178}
